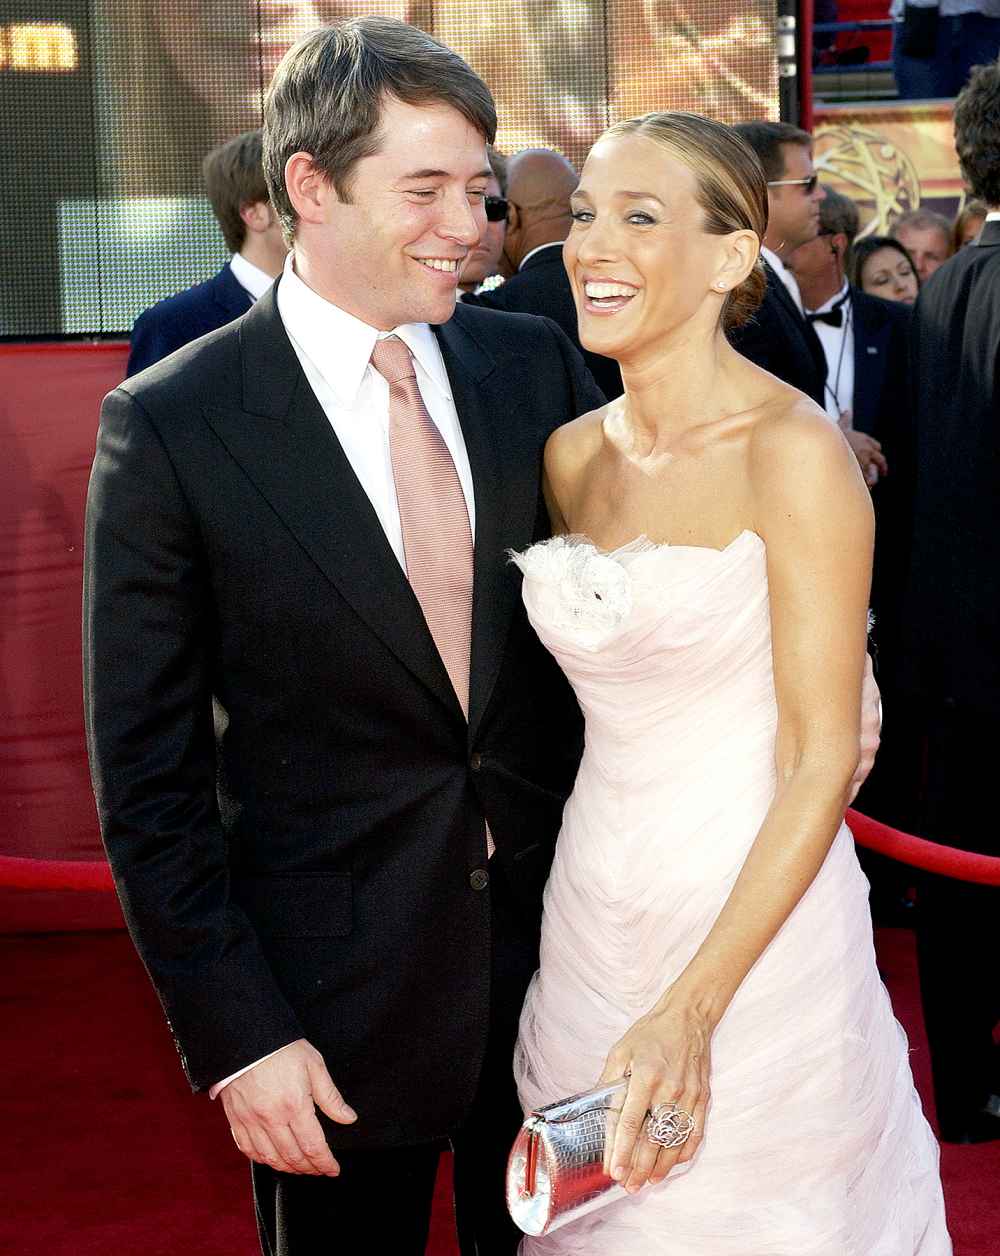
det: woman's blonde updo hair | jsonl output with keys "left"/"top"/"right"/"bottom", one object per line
{"left": 600, "top": 111, "right": 769, "bottom": 331}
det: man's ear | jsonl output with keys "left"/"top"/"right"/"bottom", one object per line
{"left": 284, "top": 152, "right": 332, "bottom": 227}
{"left": 239, "top": 200, "right": 272, "bottom": 234}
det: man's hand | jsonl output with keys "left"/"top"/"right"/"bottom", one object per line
{"left": 849, "top": 654, "right": 881, "bottom": 804}
{"left": 843, "top": 429, "right": 888, "bottom": 488}
{"left": 221, "top": 1038, "right": 356, "bottom": 1176}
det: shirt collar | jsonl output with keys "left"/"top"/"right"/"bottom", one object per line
{"left": 229, "top": 253, "right": 276, "bottom": 302}
{"left": 760, "top": 245, "right": 787, "bottom": 276}
{"left": 809, "top": 279, "right": 850, "bottom": 317}
{"left": 519, "top": 241, "right": 564, "bottom": 271}
{"left": 276, "top": 252, "right": 452, "bottom": 407}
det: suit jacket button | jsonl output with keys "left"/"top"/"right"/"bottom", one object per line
{"left": 470, "top": 868, "right": 489, "bottom": 891}
{"left": 470, "top": 752, "right": 483, "bottom": 772}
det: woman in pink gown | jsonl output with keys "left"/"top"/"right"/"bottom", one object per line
{"left": 512, "top": 112, "right": 950, "bottom": 1254}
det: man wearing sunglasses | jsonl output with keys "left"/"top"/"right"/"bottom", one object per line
{"left": 458, "top": 147, "right": 511, "bottom": 295}
{"left": 729, "top": 121, "right": 828, "bottom": 407}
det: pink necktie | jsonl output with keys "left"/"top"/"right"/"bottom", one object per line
{"left": 370, "top": 336, "right": 474, "bottom": 719}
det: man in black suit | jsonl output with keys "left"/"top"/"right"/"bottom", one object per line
{"left": 84, "top": 20, "right": 602, "bottom": 1255}
{"left": 729, "top": 122, "right": 828, "bottom": 406}
{"left": 467, "top": 147, "right": 623, "bottom": 400}
{"left": 901, "top": 59, "right": 1000, "bottom": 1145}
{"left": 126, "top": 130, "right": 288, "bottom": 376}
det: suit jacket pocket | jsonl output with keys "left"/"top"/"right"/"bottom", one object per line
{"left": 234, "top": 872, "right": 352, "bottom": 939}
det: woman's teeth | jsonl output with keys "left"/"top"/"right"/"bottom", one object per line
{"left": 584, "top": 281, "right": 638, "bottom": 306}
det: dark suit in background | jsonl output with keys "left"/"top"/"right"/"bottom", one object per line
{"left": 469, "top": 242, "right": 623, "bottom": 401}
{"left": 728, "top": 260, "right": 827, "bottom": 406}
{"left": 85, "top": 288, "right": 602, "bottom": 1251}
{"left": 126, "top": 264, "right": 255, "bottom": 377}
{"left": 850, "top": 288, "right": 912, "bottom": 645}
{"left": 840, "top": 290, "right": 919, "bottom": 904}
{"left": 900, "top": 219, "right": 1000, "bottom": 1139}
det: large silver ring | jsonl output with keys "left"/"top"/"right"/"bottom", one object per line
{"left": 646, "top": 1103, "right": 695, "bottom": 1148}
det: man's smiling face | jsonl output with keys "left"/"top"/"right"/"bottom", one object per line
{"left": 302, "top": 94, "right": 492, "bottom": 329}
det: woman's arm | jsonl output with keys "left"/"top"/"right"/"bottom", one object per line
{"left": 600, "top": 404, "right": 875, "bottom": 1192}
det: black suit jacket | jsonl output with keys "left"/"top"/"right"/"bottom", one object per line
{"left": 848, "top": 289, "right": 912, "bottom": 660}
{"left": 126, "top": 264, "right": 256, "bottom": 377}
{"left": 84, "top": 288, "right": 604, "bottom": 1146}
{"left": 468, "top": 243, "right": 624, "bottom": 400}
{"left": 728, "top": 259, "right": 827, "bottom": 405}
{"left": 900, "top": 218, "right": 1000, "bottom": 711}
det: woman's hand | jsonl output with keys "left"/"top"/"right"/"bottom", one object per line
{"left": 597, "top": 994, "right": 712, "bottom": 1193}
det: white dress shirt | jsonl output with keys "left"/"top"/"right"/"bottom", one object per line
{"left": 276, "top": 252, "right": 475, "bottom": 569}
{"left": 805, "top": 280, "right": 855, "bottom": 423}
{"left": 229, "top": 253, "right": 276, "bottom": 302}
{"left": 761, "top": 246, "right": 805, "bottom": 314}
{"left": 209, "top": 253, "right": 476, "bottom": 1098}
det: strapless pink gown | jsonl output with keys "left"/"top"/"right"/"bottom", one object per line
{"left": 512, "top": 533, "right": 950, "bottom": 1255}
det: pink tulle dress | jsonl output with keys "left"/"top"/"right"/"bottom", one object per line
{"left": 511, "top": 533, "right": 950, "bottom": 1255}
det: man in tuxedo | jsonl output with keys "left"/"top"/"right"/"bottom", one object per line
{"left": 787, "top": 187, "right": 910, "bottom": 513}
{"left": 85, "top": 19, "right": 602, "bottom": 1255}
{"left": 728, "top": 122, "right": 828, "bottom": 406}
{"left": 127, "top": 129, "right": 288, "bottom": 376}
{"left": 467, "top": 147, "right": 623, "bottom": 400}
{"left": 901, "top": 59, "right": 1000, "bottom": 1144}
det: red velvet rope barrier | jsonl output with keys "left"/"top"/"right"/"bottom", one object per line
{"left": 845, "top": 810, "right": 1000, "bottom": 887}
{"left": 1, "top": 813, "right": 998, "bottom": 891}
{"left": 0, "top": 854, "right": 113, "bottom": 892}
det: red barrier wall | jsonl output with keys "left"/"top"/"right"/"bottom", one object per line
{"left": 0, "top": 342, "right": 128, "bottom": 931}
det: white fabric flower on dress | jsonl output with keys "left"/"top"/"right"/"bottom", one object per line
{"left": 510, "top": 536, "right": 634, "bottom": 650}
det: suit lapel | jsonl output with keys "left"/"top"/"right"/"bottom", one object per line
{"left": 435, "top": 311, "right": 537, "bottom": 743}
{"left": 205, "top": 287, "right": 464, "bottom": 722}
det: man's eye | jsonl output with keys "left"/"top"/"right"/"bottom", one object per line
{"left": 409, "top": 190, "right": 436, "bottom": 200}
{"left": 468, "top": 189, "right": 487, "bottom": 201}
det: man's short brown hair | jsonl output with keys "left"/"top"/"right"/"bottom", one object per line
{"left": 201, "top": 130, "right": 269, "bottom": 254}
{"left": 731, "top": 121, "right": 812, "bottom": 183}
{"left": 954, "top": 59, "right": 1000, "bottom": 209}
{"left": 263, "top": 17, "right": 497, "bottom": 242}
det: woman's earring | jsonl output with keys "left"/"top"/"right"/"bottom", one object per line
{"left": 715, "top": 281, "right": 727, "bottom": 291}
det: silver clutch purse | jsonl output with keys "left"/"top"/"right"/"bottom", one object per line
{"left": 506, "top": 1078, "right": 628, "bottom": 1237}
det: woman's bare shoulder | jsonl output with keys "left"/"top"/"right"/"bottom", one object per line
{"left": 545, "top": 404, "right": 608, "bottom": 476}
{"left": 746, "top": 389, "right": 872, "bottom": 534}
{"left": 747, "top": 389, "right": 854, "bottom": 480}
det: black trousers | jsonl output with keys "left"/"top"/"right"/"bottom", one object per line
{"left": 253, "top": 860, "right": 540, "bottom": 1255}
{"left": 912, "top": 700, "right": 999, "bottom": 1135}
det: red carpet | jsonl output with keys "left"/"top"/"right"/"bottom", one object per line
{"left": 1, "top": 927, "right": 996, "bottom": 1254}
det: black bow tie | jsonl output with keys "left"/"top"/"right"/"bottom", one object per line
{"left": 807, "top": 294, "right": 850, "bottom": 327}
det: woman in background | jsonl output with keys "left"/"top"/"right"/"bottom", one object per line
{"left": 952, "top": 198, "right": 986, "bottom": 250}
{"left": 849, "top": 234, "right": 920, "bottom": 304}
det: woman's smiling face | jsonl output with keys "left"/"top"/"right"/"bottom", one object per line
{"left": 563, "top": 132, "right": 733, "bottom": 366}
